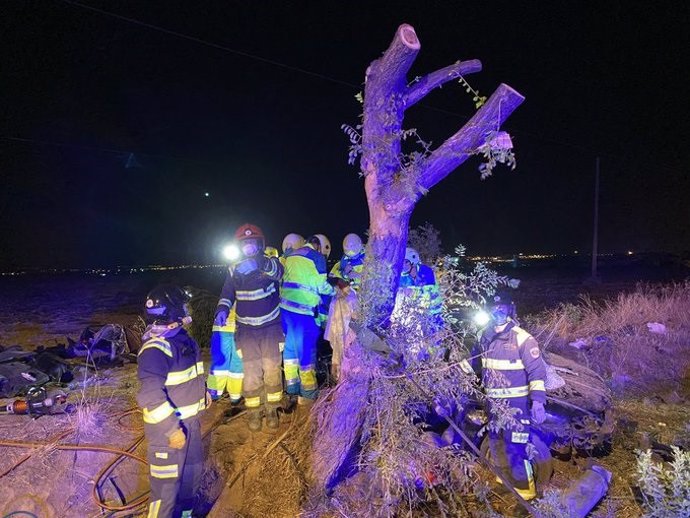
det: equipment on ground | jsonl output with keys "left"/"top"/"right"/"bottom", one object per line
{"left": 0, "top": 386, "right": 75, "bottom": 416}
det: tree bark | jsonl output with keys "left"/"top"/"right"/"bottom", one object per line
{"left": 357, "top": 24, "right": 524, "bottom": 328}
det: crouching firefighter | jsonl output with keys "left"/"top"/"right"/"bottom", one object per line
{"left": 207, "top": 304, "right": 243, "bottom": 404}
{"left": 215, "top": 223, "right": 284, "bottom": 432}
{"left": 462, "top": 292, "right": 546, "bottom": 501}
{"left": 137, "top": 285, "right": 210, "bottom": 518}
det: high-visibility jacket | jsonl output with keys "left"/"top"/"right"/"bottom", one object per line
{"left": 399, "top": 264, "right": 443, "bottom": 317}
{"left": 280, "top": 244, "right": 334, "bottom": 317}
{"left": 329, "top": 251, "right": 365, "bottom": 290}
{"left": 137, "top": 330, "right": 207, "bottom": 439}
{"left": 217, "top": 256, "right": 283, "bottom": 329}
{"left": 467, "top": 321, "right": 546, "bottom": 404}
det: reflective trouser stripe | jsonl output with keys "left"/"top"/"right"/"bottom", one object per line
{"left": 486, "top": 386, "right": 529, "bottom": 398}
{"left": 150, "top": 464, "right": 179, "bottom": 479}
{"left": 482, "top": 358, "right": 525, "bottom": 370}
{"left": 284, "top": 359, "right": 299, "bottom": 386}
{"left": 181, "top": 511, "right": 192, "bottom": 518}
{"left": 460, "top": 359, "right": 474, "bottom": 375}
{"left": 245, "top": 396, "right": 261, "bottom": 408}
{"left": 299, "top": 366, "right": 317, "bottom": 391}
{"left": 147, "top": 500, "right": 162, "bottom": 518}
{"left": 143, "top": 402, "right": 175, "bottom": 424}
{"left": 267, "top": 391, "right": 283, "bottom": 403}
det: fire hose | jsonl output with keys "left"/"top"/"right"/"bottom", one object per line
{"left": 0, "top": 405, "right": 240, "bottom": 516}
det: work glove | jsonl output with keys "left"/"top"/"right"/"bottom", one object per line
{"left": 168, "top": 428, "right": 186, "bottom": 449}
{"left": 214, "top": 308, "right": 228, "bottom": 327}
{"left": 235, "top": 258, "right": 259, "bottom": 275}
{"left": 531, "top": 401, "right": 546, "bottom": 424}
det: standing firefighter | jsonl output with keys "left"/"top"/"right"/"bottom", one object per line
{"left": 281, "top": 234, "right": 334, "bottom": 403}
{"left": 137, "top": 285, "right": 209, "bottom": 518}
{"left": 215, "top": 223, "right": 284, "bottom": 432}
{"left": 464, "top": 292, "right": 546, "bottom": 501}
{"left": 207, "top": 304, "right": 243, "bottom": 404}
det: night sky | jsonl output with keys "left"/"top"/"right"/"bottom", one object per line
{"left": 2, "top": 1, "right": 689, "bottom": 269}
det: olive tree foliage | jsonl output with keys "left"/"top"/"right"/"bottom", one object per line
{"left": 408, "top": 222, "right": 443, "bottom": 266}
{"left": 342, "top": 23, "right": 524, "bottom": 328}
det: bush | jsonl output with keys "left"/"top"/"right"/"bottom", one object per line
{"left": 637, "top": 447, "right": 690, "bottom": 518}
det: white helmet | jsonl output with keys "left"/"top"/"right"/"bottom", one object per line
{"left": 314, "top": 234, "right": 332, "bottom": 258}
{"left": 282, "top": 233, "right": 305, "bottom": 253}
{"left": 342, "top": 233, "right": 363, "bottom": 257}
{"left": 405, "top": 247, "right": 420, "bottom": 265}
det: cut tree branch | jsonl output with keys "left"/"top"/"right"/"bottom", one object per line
{"left": 419, "top": 83, "right": 525, "bottom": 192}
{"left": 404, "top": 59, "right": 483, "bottom": 108}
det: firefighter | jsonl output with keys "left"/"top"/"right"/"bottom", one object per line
{"left": 464, "top": 292, "right": 547, "bottom": 501}
{"left": 329, "top": 233, "right": 365, "bottom": 290}
{"left": 325, "top": 233, "right": 365, "bottom": 380}
{"left": 280, "top": 234, "right": 334, "bottom": 404}
{"left": 206, "top": 304, "right": 243, "bottom": 404}
{"left": 137, "top": 285, "right": 208, "bottom": 518}
{"left": 215, "top": 223, "right": 284, "bottom": 432}
{"left": 311, "top": 234, "right": 333, "bottom": 329}
{"left": 399, "top": 247, "right": 443, "bottom": 321}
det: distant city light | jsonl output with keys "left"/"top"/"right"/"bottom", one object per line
{"left": 574, "top": 250, "right": 579, "bottom": 254}
{"left": 204, "top": 192, "right": 210, "bottom": 197}
{"left": 223, "top": 243, "right": 240, "bottom": 261}
{"left": 627, "top": 250, "right": 634, "bottom": 255}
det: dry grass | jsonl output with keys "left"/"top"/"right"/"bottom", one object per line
{"left": 529, "top": 282, "right": 690, "bottom": 394}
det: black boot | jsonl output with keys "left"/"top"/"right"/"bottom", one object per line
{"left": 265, "top": 405, "right": 280, "bottom": 429}
{"left": 247, "top": 409, "right": 263, "bottom": 432}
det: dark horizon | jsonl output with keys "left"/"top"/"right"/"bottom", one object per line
{"left": 2, "top": 1, "right": 689, "bottom": 269}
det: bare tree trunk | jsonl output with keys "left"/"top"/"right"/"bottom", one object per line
{"left": 357, "top": 24, "right": 524, "bottom": 326}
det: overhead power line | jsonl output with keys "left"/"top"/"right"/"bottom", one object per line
{"left": 61, "top": 0, "right": 360, "bottom": 90}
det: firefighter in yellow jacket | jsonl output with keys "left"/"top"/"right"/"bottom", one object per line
{"left": 137, "top": 285, "right": 210, "bottom": 518}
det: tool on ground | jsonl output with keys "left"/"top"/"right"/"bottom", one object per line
{"left": 0, "top": 386, "right": 75, "bottom": 416}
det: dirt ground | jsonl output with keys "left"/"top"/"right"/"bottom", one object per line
{"left": 2, "top": 269, "right": 689, "bottom": 517}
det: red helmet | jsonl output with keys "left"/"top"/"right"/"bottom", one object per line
{"left": 235, "top": 223, "right": 265, "bottom": 242}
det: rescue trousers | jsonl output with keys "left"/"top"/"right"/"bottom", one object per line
{"left": 281, "top": 309, "right": 319, "bottom": 399}
{"left": 488, "top": 398, "right": 536, "bottom": 500}
{"left": 146, "top": 418, "right": 203, "bottom": 518}
{"left": 235, "top": 322, "right": 283, "bottom": 410}
{"left": 207, "top": 330, "right": 244, "bottom": 402}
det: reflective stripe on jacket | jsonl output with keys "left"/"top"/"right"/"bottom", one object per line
{"left": 216, "top": 256, "right": 283, "bottom": 329}
{"left": 137, "top": 331, "right": 207, "bottom": 438}
{"left": 474, "top": 321, "right": 546, "bottom": 404}
{"left": 280, "top": 244, "right": 334, "bottom": 317}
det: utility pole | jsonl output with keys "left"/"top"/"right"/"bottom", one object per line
{"left": 591, "top": 156, "right": 600, "bottom": 281}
